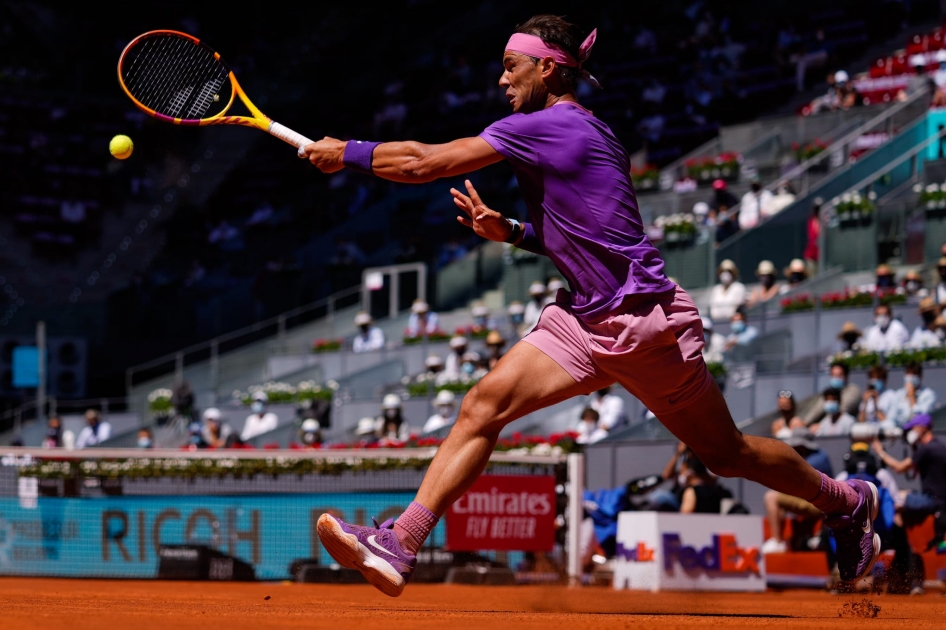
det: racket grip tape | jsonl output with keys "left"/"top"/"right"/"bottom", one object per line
{"left": 267, "top": 121, "right": 314, "bottom": 149}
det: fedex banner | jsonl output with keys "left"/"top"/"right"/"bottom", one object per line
{"left": 613, "top": 512, "right": 765, "bottom": 592}
{"left": 446, "top": 475, "right": 556, "bottom": 551}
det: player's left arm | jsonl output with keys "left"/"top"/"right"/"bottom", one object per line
{"left": 300, "top": 136, "right": 502, "bottom": 183}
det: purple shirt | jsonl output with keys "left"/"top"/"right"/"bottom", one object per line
{"left": 479, "top": 102, "right": 673, "bottom": 322}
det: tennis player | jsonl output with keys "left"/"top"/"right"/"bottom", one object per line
{"left": 301, "top": 15, "right": 878, "bottom": 597}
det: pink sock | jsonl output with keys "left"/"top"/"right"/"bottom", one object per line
{"left": 393, "top": 501, "right": 439, "bottom": 555}
{"left": 808, "top": 473, "right": 859, "bottom": 516}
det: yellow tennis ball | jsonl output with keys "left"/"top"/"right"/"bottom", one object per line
{"left": 110, "top": 134, "right": 134, "bottom": 160}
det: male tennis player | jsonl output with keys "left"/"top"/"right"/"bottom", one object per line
{"left": 300, "top": 15, "right": 878, "bottom": 597}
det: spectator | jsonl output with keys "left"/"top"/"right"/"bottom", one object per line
{"left": 461, "top": 351, "right": 486, "bottom": 380}
{"left": 355, "top": 417, "right": 380, "bottom": 446}
{"left": 297, "top": 396, "right": 331, "bottom": 431}
{"left": 76, "top": 409, "right": 112, "bottom": 449}
{"left": 590, "top": 386, "right": 627, "bottom": 431}
{"left": 484, "top": 330, "right": 506, "bottom": 370}
{"left": 738, "top": 178, "right": 774, "bottom": 230}
{"left": 576, "top": 407, "right": 608, "bottom": 445}
{"left": 805, "top": 362, "right": 861, "bottom": 425}
{"left": 771, "top": 391, "right": 804, "bottom": 435}
{"left": 241, "top": 392, "right": 278, "bottom": 441}
{"left": 423, "top": 390, "right": 457, "bottom": 434}
{"left": 378, "top": 394, "right": 410, "bottom": 443}
{"left": 171, "top": 380, "right": 196, "bottom": 423}
{"left": 470, "top": 302, "right": 493, "bottom": 331}
{"left": 861, "top": 303, "right": 910, "bottom": 353}
{"left": 352, "top": 312, "right": 385, "bottom": 353}
{"left": 897, "top": 55, "right": 934, "bottom": 102}
{"left": 804, "top": 203, "right": 821, "bottom": 276}
{"left": 298, "top": 419, "right": 323, "bottom": 448}
{"left": 902, "top": 269, "right": 927, "bottom": 298}
{"left": 507, "top": 301, "right": 526, "bottom": 337}
{"left": 444, "top": 335, "right": 468, "bottom": 379}
{"left": 202, "top": 407, "right": 234, "bottom": 448}
{"left": 425, "top": 355, "right": 445, "bottom": 382}
{"left": 887, "top": 362, "right": 938, "bottom": 427}
{"left": 746, "top": 260, "right": 781, "bottom": 306}
{"left": 701, "top": 317, "right": 727, "bottom": 364}
{"left": 873, "top": 414, "right": 946, "bottom": 538}
{"left": 708, "top": 259, "right": 746, "bottom": 323}
{"left": 768, "top": 181, "right": 796, "bottom": 216}
{"left": 406, "top": 300, "right": 440, "bottom": 337}
{"left": 934, "top": 257, "right": 946, "bottom": 305}
{"left": 874, "top": 263, "right": 897, "bottom": 292}
{"left": 137, "top": 427, "right": 154, "bottom": 449}
{"left": 41, "top": 416, "right": 75, "bottom": 449}
{"left": 910, "top": 297, "right": 941, "bottom": 349}
{"left": 523, "top": 282, "right": 547, "bottom": 333}
{"left": 813, "top": 388, "right": 856, "bottom": 437}
{"left": 724, "top": 309, "right": 758, "bottom": 350}
{"left": 185, "top": 421, "right": 208, "bottom": 449}
{"left": 679, "top": 453, "right": 733, "bottom": 514}
{"left": 761, "top": 428, "right": 834, "bottom": 554}
{"left": 784, "top": 258, "right": 809, "bottom": 291}
{"left": 709, "top": 179, "right": 739, "bottom": 211}
{"left": 837, "top": 321, "right": 863, "bottom": 353}
{"left": 714, "top": 206, "right": 739, "bottom": 244}
{"left": 859, "top": 366, "right": 897, "bottom": 425}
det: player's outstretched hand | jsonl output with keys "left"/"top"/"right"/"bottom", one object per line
{"left": 452, "top": 180, "right": 512, "bottom": 243}
{"left": 298, "top": 137, "right": 346, "bottom": 173}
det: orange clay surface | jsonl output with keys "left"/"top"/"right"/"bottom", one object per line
{"left": 1, "top": 579, "right": 945, "bottom": 629}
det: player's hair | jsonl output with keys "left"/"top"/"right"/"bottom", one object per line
{"left": 515, "top": 14, "right": 584, "bottom": 92}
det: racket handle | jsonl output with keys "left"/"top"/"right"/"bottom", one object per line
{"left": 267, "top": 121, "right": 314, "bottom": 149}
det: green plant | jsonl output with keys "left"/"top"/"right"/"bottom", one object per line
{"left": 915, "top": 182, "right": 946, "bottom": 207}
{"left": 706, "top": 362, "right": 727, "bottom": 379}
{"left": 631, "top": 164, "right": 660, "bottom": 189}
{"left": 147, "top": 388, "right": 173, "bottom": 413}
{"left": 311, "top": 338, "right": 343, "bottom": 353}
{"left": 831, "top": 191, "right": 875, "bottom": 217}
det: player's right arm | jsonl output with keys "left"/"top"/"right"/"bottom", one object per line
{"left": 299, "top": 136, "right": 502, "bottom": 183}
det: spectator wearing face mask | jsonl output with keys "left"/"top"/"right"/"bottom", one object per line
{"left": 460, "top": 351, "right": 485, "bottom": 379}
{"left": 425, "top": 354, "right": 445, "bottom": 381}
{"left": 746, "top": 260, "right": 782, "bottom": 307}
{"left": 708, "top": 259, "right": 746, "bottom": 323}
{"left": 484, "top": 330, "right": 506, "bottom": 370}
{"left": 887, "top": 362, "right": 938, "bottom": 427}
{"left": 590, "top": 386, "right": 627, "bottom": 431}
{"left": 724, "top": 309, "right": 758, "bottom": 351}
{"left": 444, "top": 336, "right": 468, "bottom": 379}
{"left": 76, "top": 409, "right": 112, "bottom": 449}
{"left": 523, "top": 282, "right": 547, "bottom": 334}
{"left": 406, "top": 300, "right": 440, "bottom": 337}
{"left": 872, "top": 414, "right": 946, "bottom": 540}
{"left": 738, "top": 178, "right": 774, "bottom": 230}
{"left": 185, "top": 421, "right": 209, "bottom": 449}
{"left": 423, "top": 390, "right": 457, "bottom": 434}
{"left": 42, "top": 416, "right": 75, "bottom": 449}
{"left": 701, "top": 317, "right": 727, "bottom": 365}
{"left": 137, "top": 428, "right": 154, "bottom": 449}
{"left": 545, "top": 278, "right": 566, "bottom": 305}
{"left": 910, "top": 297, "right": 942, "bottom": 349}
{"left": 470, "top": 302, "right": 494, "bottom": 332}
{"left": 859, "top": 365, "right": 897, "bottom": 425}
{"left": 804, "top": 362, "right": 861, "bottom": 425}
{"left": 709, "top": 179, "right": 739, "bottom": 211}
{"left": 812, "top": 388, "right": 856, "bottom": 437}
{"left": 507, "top": 301, "right": 526, "bottom": 337}
{"left": 575, "top": 407, "right": 608, "bottom": 444}
{"left": 784, "top": 258, "right": 809, "bottom": 290}
{"left": 902, "top": 269, "right": 927, "bottom": 299}
{"left": 874, "top": 264, "right": 897, "bottom": 292}
{"left": 861, "top": 304, "right": 910, "bottom": 353}
{"left": 714, "top": 205, "right": 739, "bottom": 244}
{"left": 836, "top": 321, "right": 863, "bottom": 353}
{"left": 296, "top": 419, "right": 323, "bottom": 448}
{"left": 771, "top": 391, "right": 805, "bottom": 435}
{"left": 241, "top": 393, "right": 278, "bottom": 441}
{"left": 204, "top": 407, "right": 235, "bottom": 448}
{"left": 352, "top": 311, "right": 385, "bottom": 353}
{"left": 934, "top": 257, "right": 946, "bottom": 305}
{"left": 378, "top": 394, "right": 410, "bottom": 443}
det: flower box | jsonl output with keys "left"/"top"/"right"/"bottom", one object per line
{"left": 311, "top": 338, "right": 343, "bottom": 353}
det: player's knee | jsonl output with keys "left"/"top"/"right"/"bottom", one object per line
{"left": 455, "top": 383, "right": 503, "bottom": 436}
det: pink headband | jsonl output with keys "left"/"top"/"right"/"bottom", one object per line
{"left": 505, "top": 29, "right": 598, "bottom": 68}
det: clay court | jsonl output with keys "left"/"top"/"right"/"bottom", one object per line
{"left": 1, "top": 579, "right": 943, "bottom": 629}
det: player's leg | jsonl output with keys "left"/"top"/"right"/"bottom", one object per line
{"left": 318, "top": 339, "right": 592, "bottom": 597}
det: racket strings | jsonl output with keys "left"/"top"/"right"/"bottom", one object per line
{"left": 122, "top": 34, "right": 229, "bottom": 120}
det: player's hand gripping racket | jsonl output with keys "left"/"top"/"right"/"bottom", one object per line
{"left": 118, "top": 30, "right": 313, "bottom": 151}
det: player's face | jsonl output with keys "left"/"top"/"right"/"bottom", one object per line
{"left": 500, "top": 53, "right": 546, "bottom": 113}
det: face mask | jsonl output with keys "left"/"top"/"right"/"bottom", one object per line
{"left": 384, "top": 408, "right": 399, "bottom": 420}
{"left": 870, "top": 379, "right": 884, "bottom": 392}
{"left": 907, "top": 281, "right": 921, "bottom": 294}
{"left": 790, "top": 272, "right": 805, "bottom": 283}
{"left": 823, "top": 401, "right": 840, "bottom": 415}
{"left": 251, "top": 401, "right": 264, "bottom": 413}
{"left": 874, "top": 315, "right": 890, "bottom": 328}
{"left": 719, "top": 271, "right": 733, "bottom": 285}
{"left": 760, "top": 275, "right": 774, "bottom": 288}
{"left": 137, "top": 438, "right": 152, "bottom": 448}
{"left": 438, "top": 406, "right": 453, "bottom": 417}
{"left": 474, "top": 316, "right": 487, "bottom": 327}
{"left": 189, "top": 434, "right": 202, "bottom": 445}
{"left": 462, "top": 362, "right": 475, "bottom": 375}
{"left": 302, "top": 432, "right": 318, "bottom": 445}
{"left": 511, "top": 314, "right": 524, "bottom": 325}
{"left": 923, "top": 311, "right": 937, "bottom": 325}
{"left": 907, "top": 429, "right": 921, "bottom": 445}
{"left": 828, "top": 377, "right": 845, "bottom": 390}
{"left": 877, "top": 275, "right": 894, "bottom": 288}
{"left": 905, "top": 374, "right": 921, "bottom": 387}
{"left": 842, "top": 333, "right": 859, "bottom": 346}
{"left": 731, "top": 321, "right": 746, "bottom": 334}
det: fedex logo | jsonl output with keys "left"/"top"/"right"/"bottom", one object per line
{"left": 616, "top": 541, "right": 655, "bottom": 562}
{"left": 663, "top": 533, "right": 760, "bottom": 575}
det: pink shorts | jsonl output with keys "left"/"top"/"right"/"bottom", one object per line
{"left": 523, "top": 285, "right": 712, "bottom": 416}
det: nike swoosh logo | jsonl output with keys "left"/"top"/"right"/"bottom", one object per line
{"left": 367, "top": 535, "right": 398, "bottom": 558}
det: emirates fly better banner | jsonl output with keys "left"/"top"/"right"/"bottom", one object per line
{"left": 445, "top": 475, "right": 556, "bottom": 551}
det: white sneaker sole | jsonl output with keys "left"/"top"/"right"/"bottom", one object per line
{"left": 852, "top": 481, "right": 882, "bottom": 582}
{"left": 317, "top": 514, "right": 407, "bottom": 598}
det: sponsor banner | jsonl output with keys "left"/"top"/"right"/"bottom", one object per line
{"left": 613, "top": 512, "right": 765, "bottom": 592}
{"left": 0, "top": 493, "right": 445, "bottom": 580}
{"left": 446, "top": 475, "right": 555, "bottom": 551}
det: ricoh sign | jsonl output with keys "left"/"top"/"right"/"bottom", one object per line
{"left": 446, "top": 475, "right": 556, "bottom": 551}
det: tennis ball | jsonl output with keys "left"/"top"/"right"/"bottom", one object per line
{"left": 110, "top": 134, "right": 134, "bottom": 160}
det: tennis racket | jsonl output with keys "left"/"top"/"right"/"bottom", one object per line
{"left": 118, "top": 30, "right": 313, "bottom": 150}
